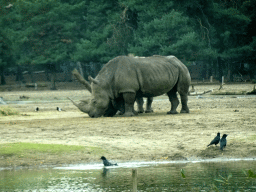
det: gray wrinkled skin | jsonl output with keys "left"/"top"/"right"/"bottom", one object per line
{"left": 70, "top": 66, "right": 153, "bottom": 117}
{"left": 70, "top": 55, "right": 191, "bottom": 118}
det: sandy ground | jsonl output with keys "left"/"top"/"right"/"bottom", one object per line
{"left": 0, "top": 84, "right": 256, "bottom": 167}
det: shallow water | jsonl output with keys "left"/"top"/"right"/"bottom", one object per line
{"left": 1, "top": 159, "right": 255, "bottom": 191}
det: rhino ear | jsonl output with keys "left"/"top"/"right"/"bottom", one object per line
{"left": 88, "top": 76, "right": 100, "bottom": 84}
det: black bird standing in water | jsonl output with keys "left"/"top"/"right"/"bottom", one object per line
{"left": 100, "top": 156, "right": 118, "bottom": 166}
{"left": 207, "top": 132, "right": 220, "bottom": 147}
{"left": 220, "top": 134, "right": 228, "bottom": 151}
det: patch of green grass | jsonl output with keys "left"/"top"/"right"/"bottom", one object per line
{"left": 0, "top": 143, "right": 103, "bottom": 157}
{"left": 248, "top": 135, "right": 256, "bottom": 141}
{"left": 0, "top": 107, "right": 19, "bottom": 116}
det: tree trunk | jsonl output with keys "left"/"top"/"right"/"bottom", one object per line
{"left": 208, "top": 59, "right": 213, "bottom": 77}
{"left": 29, "top": 69, "right": 35, "bottom": 83}
{"left": 45, "top": 66, "right": 50, "bottom": 81}
{"left": 77, "top": 62, "right": 84, "bottom": 78}
{"left": 0, "top": 66, "right": 6, "bottom": 85}
{"left": 217, "top": 57, "right": 223, "bottom": 82}
{"left": 249, "top": 63, "right": 256, "bottom": 79}
{"left": 201, "top": 60, "right": 207, "bottom": 80}
{"left": 64, "top": 62, "right": 72, "bottom": 82}
{"left": 50, "top": 71, "right": 57, "bottom": 90}
{"left": 16, "top": 65, "right": 25, "bottom": 83}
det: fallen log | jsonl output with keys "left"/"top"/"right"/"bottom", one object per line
{"left": 246, "top": 85, "right": 256, "bottom": 95}
{"left": 25, "top": 83, "right": 47, "bottom": 87}
{"left": 189, "top": 89, "right": 213, "bottom": 96}
{"left": 211, "top": 91, "right": 247, "bottom": 95}
{"left": 190, "top": 84, "right": 256, "bottom": 96}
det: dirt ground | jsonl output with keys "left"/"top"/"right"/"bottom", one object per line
{"left": 0, "top": 84, "right": 256, "bottom": 167}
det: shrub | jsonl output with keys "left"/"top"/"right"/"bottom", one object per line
{"left": 0, "top": 107, "right": 19, "bottom": 116}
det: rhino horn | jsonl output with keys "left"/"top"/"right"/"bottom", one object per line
{"left": 88, "top": 76, "right": 100, "bottom": 84}
{"left": 72, "top": 69, "right": 92, "bottom": 93}
{"left": 67, "top": 97, "right": 90, "bottom": 113}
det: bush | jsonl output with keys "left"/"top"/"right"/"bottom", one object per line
{"left": 0, "top": 107, "right": 19, "bottom": 116}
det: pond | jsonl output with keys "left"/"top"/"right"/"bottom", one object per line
{"left": 1, "top": 159, "right": 255, "bottom": 191}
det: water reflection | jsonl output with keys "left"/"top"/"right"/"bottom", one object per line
{"left": 1, "top": 160, "right": 255, "bottom": 191}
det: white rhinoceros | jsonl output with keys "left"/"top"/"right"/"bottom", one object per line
{"left": 69, "top": 68, "right": 153, "bottom": 116}
{"left": 69, "top": 55, "right": 191, "bottom": 118}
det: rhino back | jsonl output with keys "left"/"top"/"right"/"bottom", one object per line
{"left": 115, "top": 56, "right": 180, "bottom": 97}
{"left": 96, "top": 56, "right": 189, "bottom": 98}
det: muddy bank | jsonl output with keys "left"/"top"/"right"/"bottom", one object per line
{"left": 0, "top": 84, "right": 256, "bottom": 167}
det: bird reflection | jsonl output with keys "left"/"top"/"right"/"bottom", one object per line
{"left": 102, "top": 167, "right": 109, "bottom": 177}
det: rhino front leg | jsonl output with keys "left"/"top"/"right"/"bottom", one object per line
{"left": 145, "top": 97, "right": 153, "bottom": 113}
{"left": 167, "top": 90, "right": 179, "bottom": 114}
{"left": 123, "top": 92, "right": 136, "bottom": 117}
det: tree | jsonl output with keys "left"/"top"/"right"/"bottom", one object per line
{"left": 3, "top": 0, "right": 87, "bottom": 88}
{"left": 126, "top": 1, "right": 207, "bottom": 63}
{"left": 0, "top": 29, "right": 14, "bottom": 85}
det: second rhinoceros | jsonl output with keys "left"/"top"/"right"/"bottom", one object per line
{"left": 70, "top": 55, "right": 191, "bottom": 118}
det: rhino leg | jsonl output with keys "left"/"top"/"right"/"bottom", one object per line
{"left": 177, "top": 78, "right": 190, "bottom": 113}
{"left": 180, "top": 94, "right": 189, "bottom": 113}
{"left": 167, "top": 89, "right": 179, "bottom": 114}
{"left": 145, "top": 97, "right": 153, "bottom": 113}
{"left": 135, "top": 97, "right": 153, "bottom": 113}
{"left": 123, "top": 92, "right": 136, "bottom": 117}
{"left": 136, "top": 97, "right": 144, "bottom": 113}
{"left": 104, "top": 101, "right": 118, "bottom": 117}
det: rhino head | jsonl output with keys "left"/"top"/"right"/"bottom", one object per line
{"left": 69, "top": 75, "right": 113, "bottom": 118}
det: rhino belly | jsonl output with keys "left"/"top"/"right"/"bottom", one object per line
{"left": 139, "top": 80, "right": 177, "bottom": 97}
{"left": 135, "top": 63, "right": 179, "bottom": 97}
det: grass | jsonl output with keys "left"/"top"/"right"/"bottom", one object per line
{"left": 0, "top": 107, "right": 19, "bottom": 116}
{"left": 249, "top": 135, "right": 256, "bottom": 141}
{"left": 0, "top": 143, "right": 104, "bottom": 157}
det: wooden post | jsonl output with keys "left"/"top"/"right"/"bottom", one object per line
{"left": 132, "top": 168, "right": 137, "bottom": 192}
{"left": 77, "top": 62, "right": 84, "bottom": 78}
{"left": 210, "top": 76, "right": 213, "bottom": 83}
{"left": 222, "top": 76, "right": 224, "bottom": 85}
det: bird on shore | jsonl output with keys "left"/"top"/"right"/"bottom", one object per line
{"left": 56, "top": 107, "right": 62, "bottom": 111}
{"left": 35, "top": 107, "right": 39, "bottom": 112}
{"left": 100, "top": 156, "right": 118, "bottom": 166}
{"left": 207, "top": 132, "right": 220, "bottom": 147}
{"left": 220, "top": 134, "right": 228, "bottom": 151}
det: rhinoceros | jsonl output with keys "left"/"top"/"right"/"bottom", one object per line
{"left": 69, "top": 68, "right": 153, "bottom": 116}
{"left": 69, "top": 55, "right": 191, "bottom": 118}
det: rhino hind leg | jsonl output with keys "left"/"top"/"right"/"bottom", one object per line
{"left": 145, "top": 97, "right": 153, "bottom": 113}
{"left": 177, "top": 79, "right": 190, "bottom": 113}
{"left": 135, "top": 97, "right": 153, "bottom": 113}
{"left": 180, "top": 94, "right": 189, "bottom": 113}
{"left": 136, "top": 97, "right": 144, "bottom": 113}
{"left": 167, "top": 90, "right": 179, "bottom": 114}
{"left": 123, "top": 92, "right": 137, "bottom": 117}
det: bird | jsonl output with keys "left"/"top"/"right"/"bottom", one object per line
{"left": 207, "top": 132, "right": 220, "bottom": 147}
{"left": 220, "top": 134, "right": 228, "bottom": 151}
{"left": 35, "top": 107, "right": 39, "bottom": 112}
{"left": 56, "top": 107, "right": 62, "bottom": 111}
{"left": 100, "top": 156, "right": 118, "bottom": 166}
